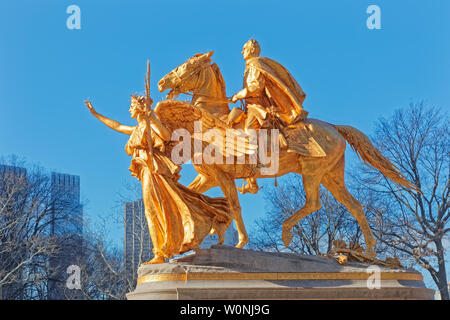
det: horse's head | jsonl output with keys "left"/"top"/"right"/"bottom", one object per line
{"left": 158, "top": 51, "right": 215, "bottom": 99}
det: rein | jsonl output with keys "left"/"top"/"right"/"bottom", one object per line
{"left": 179, "top": 91, "right": 233, "bottom": 105}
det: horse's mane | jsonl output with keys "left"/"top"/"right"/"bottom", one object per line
{"left": 210, "top": 63, "right": 227, "bottom": 99}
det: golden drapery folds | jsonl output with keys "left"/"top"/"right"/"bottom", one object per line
{"left": 125, "top": 118, "right": 233, "bottom": 260}
{"left": 245, "top": 56, "right": 308, "bottom": 124}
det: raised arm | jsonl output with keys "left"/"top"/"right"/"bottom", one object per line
{"left": 84, "top": 101, "right": 134, "bottom": 135}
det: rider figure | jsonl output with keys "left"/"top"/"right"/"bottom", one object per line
{"left": 230, "top": 39, "right": 309, "bottom": 194}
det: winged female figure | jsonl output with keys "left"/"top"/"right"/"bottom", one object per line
{"left": 83, "top": 94, "right": 233, "bottom": 264}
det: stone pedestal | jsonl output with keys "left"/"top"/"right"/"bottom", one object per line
{"left": 126, "top": 245, "right": 434, "bottom": 300}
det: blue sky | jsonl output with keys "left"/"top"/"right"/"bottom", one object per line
{"left": 1, "top": 0, "right": 449, "bottom": 288}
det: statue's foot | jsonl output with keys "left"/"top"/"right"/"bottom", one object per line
{"left": 141, "top": 255, "right": 165, "bottom": 265}
{"left": 282, "top": 227, "right": 293, "bottom": 248}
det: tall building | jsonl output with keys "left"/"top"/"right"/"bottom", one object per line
{"left": 49, "top": 172, "right": 82, "bottom": 235}
{"left": 123, "top": 199, "right": 238, "bottom": 287}
{"left": 47, "top": 172, "right": 83, "bottom": 300}
{"left": 123, "top": 200, "right": 152, "bottom": 287}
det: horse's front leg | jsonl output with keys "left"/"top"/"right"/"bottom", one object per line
{"left": 214, "top": 170, "right": 248, "bottom": 248}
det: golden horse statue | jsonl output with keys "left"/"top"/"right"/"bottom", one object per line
{"left": 156, "top": 52, "right": 417, "bottom": 258}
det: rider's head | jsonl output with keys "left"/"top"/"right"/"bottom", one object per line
{"left": 242, "top": 39, "right": 260, "bottom": 60}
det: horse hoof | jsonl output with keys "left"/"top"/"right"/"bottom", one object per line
{"left": 235, "top": 239, "right": 248, "bottom": 248}
{"left": 282, "top": 228, "right": 293, "bottom": 248}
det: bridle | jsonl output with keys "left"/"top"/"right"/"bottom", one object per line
{"left": 169, "top": 62, "right": 233, "bottom": 104}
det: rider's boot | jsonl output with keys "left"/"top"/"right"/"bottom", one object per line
{"left": 237, "top": 178, "right": 262, "bottom": 194}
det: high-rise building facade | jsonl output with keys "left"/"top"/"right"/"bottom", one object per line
{"left": 47, "top": 172, "right": 83, "bottom": 300}
{"left": 49, "top": 172, "right": 82, "bottom": 235}
{"left": 123, "top": 200, "right": 153, "bottom": 287}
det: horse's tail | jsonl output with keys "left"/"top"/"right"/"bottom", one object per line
{"left": 334, "top": 124, "right": 419, "bottom": 192}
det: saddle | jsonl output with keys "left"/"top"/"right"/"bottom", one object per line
{"left": 226, "top": 107, "right": 326, "bottom": 158}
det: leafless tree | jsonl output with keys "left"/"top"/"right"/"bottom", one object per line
{"left": 352, "top": 102, "right": 449, "bottom": 299}
{"left": 0, "top": 157, "right": 81, "bottom": 299}
{"left": 73, "top": 219, "right": 126, "bottom": 300}
{"left": 250, "top": 174, "right": 363, "bottom": 255}
{"left": 68, "top": 180, "right": 153, "bottom": 300}
{"left": 0, "top": 156, "right": 138, "bottom": 300}
{"left": 74, "top": 180, "right": 153, "bottom": 300}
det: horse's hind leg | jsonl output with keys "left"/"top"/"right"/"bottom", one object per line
{"left": 282, "top": 173, "right": 322, "bottom": 248}
{"left": 213, "top": 219, "right": 231, "bottom": 246}
{"left": 321, "top": 156, "right": 376, "bottom": 257}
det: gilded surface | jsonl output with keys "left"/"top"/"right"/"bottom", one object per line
{"left": 85, "top": 64, "right": 234, "bottom": 264}
{"left": 137, "top": 271, "right": 423, "bottom": 284}
{"left": 157, "top": 39, "right": 417, "bottom": 259}
{"left": 84, "top": 40, "right": 418, "bottom": 264}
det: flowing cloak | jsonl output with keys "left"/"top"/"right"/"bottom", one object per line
{"left": 125, "top": 120, "right": 233, "bottom": 258}
{"left": 246, "top": 57, "right": 327, "bottom": 157}
{"left": 246, "top": 56, "right": 308, "bottom": 124}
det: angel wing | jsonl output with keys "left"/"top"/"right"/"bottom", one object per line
{"left": 154, "top": 100, "right": 257, "bottom": 159}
